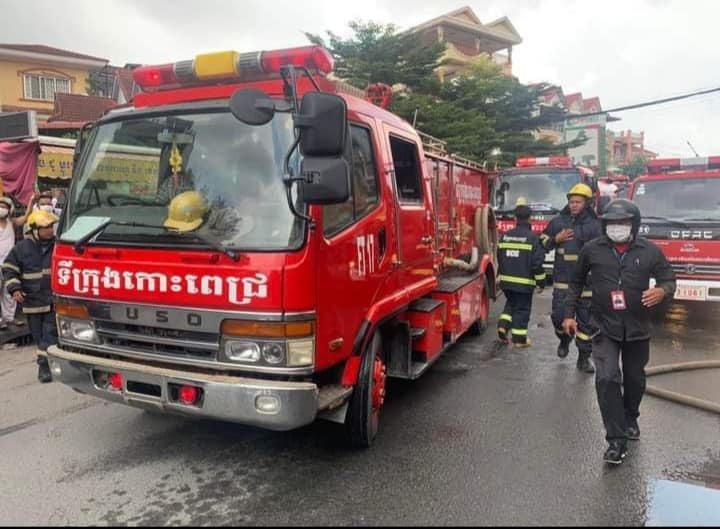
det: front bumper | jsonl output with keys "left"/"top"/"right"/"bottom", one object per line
{"left": 47, "top": 346, "right": 319, "bottom": 431}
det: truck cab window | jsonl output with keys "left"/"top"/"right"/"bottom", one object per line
{"left": 323, "top": 125, "right": 379, "bottom": 236}
{"left": 390, "top": 136, "right": 423, "bottom": 203}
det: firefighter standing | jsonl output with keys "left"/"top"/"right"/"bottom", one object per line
{"left": 541, "top": 183, "right": 602, "bottom": 373}
{"left": 562, "top": 199, "right": 675, "bottom": 465}
{"left": 497, "top": 198, "right": 546, "bottom": 348}
{"left": 3, "top": 210, "right": 59, "bottom": 383}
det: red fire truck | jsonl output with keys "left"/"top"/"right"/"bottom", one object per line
{"left": 629, "top": 157, "right": 720, "bottom": 303}
{"left": 46, "top": 46, "right": 497, "bottom": 446}
{"left": 493, "top": 156, "right": 597, "bottom": 272}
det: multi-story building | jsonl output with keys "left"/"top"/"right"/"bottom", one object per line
{"left": 408, "top": 6, "right": 522, "bottom": 80}
{"left": 0, "top": 44, "right": 108, "bottom": 122}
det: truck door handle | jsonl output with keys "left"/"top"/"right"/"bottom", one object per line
{"left": 378, "top": 228, "right": 386, "bottom": 260}
{"left": 421, "top": 235, "right": 433, "bottom": 245}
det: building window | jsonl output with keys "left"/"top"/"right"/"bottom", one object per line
{"left": 23, "top": 74, "right": 71, "bottom": 101}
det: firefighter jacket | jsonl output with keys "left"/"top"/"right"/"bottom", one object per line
{"left": 565, "top": 237, "right": 676, "bottom": 342}
{"left": 498, "top": 221, "right": 546, "bottom": 294}
{"left": 2, "top": 237, "right": 54, "bottom": 314}
{"left": 541, "top": 206, "right": 602, "bottom": 290}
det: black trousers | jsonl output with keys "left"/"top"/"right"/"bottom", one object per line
{"left": 27, "top": 311, "right": 58, "bottom": 352}
{"left": 552, "top": 289, "right": 593, "bottom": 355}
{"left": 498, "top": 290, "right": 533, "bottom": 344}
{"left": 592, "top": 333, "right": 650, "bottom": 442}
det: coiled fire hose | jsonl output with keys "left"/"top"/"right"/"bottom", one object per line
{"left": 646, "top": 361, "right": 720, "bottom": 414}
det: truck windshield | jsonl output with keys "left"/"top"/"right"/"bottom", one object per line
{"left": 495, "top": 171, "right": 581, "bottom": 213}
{"left": 62, "top": 110, "right": 303, "bottom": 250}
{"left": 633, "top": 178, "right": 720, "bottom": 221}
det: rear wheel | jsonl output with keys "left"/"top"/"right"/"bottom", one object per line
{"left": 345, "top": 332, "right": 386, "bottom": 448}
{"left": 469, "top": 276, "right": 491, "bottom": 336}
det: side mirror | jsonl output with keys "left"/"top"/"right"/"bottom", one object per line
{"left": 229, "top": 88, "right": 276, "bottom": 126}
{"left": 295, "top": 92, "right": 347, "bottom": 157}
{"left": 495, "top": 189, "right": 505, "bottom": 208}
{"left": 300, "top": 156, "right": 350, "bottom": 205}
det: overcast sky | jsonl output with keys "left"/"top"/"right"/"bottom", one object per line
{"left": 2, "top": 0, "right": 718, "bottom": 158}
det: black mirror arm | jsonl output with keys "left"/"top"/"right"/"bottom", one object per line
{"left": 282, "top": 135, "right": 314, "bottom": 227}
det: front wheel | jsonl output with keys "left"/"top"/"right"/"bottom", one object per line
{"left": 345, "top": 332, "right": 386, "bottom": 448}
{"left": 469, "top": 276, "right": 491, "bottom": 336}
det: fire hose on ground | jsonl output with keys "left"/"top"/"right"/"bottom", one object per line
{"left": 645, "top": 361, "right": 720, "bottom": 415}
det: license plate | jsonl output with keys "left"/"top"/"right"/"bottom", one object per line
{"left": 675, "top": 286, "right": 707, "bottom": 301}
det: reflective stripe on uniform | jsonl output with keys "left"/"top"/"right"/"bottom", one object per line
{"left": 535, "top": 273, "right": 546, "bottom": 282}
{"left": 500, "top": 314, "right": 513, "bottom": 322}
{"left": 581, "top": 291, "right": 593, "bottom": 298}
{"left": 42, "top": 268, "right": 51, "bottom": 275}
{"left": 5, "top": 278, "right": 21, "bottom": 287}
{"left": 23, "top": 272, "right": 44, "bottom": 280}
{"left": 554, "top": 282, "right": 569, "bottom": 290}
{"left": 498, "top": 242, "right": 533, "bottom": 251}
{"left": 512, "top": 329, "right": 528, "bottom": 336}
{"left": 563, "top": 254, "right": 579, "bottom": 262}
{"left": 2, "top": 263, "right": 20, "bottom": 273}
{"left": 499, "top": 275, "right": 536, "bottom": 286}
{"left": 576, "top": 331, "right": 593, "bottom": 342}
{"left": 23, "top": 305, "right": 51, "bottom": 314}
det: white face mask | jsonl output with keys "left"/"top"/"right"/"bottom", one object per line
{"left": 0, "top": 209, "right": 8, "bottom": 219}
{"left": 39, "top": 205, "right": 54, "bottom": 213}
{"left": 606, "top": 224, "right": 633, "bottom": 243}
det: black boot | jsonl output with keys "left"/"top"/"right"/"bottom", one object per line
{"left": 37, "top": 357, "right": 52, "bottom": 384}
{"left": 603, "top": 441, "right": 627, "bottom": 465}
{"left": 557, "top": 336, "right": 570, "bottom": 359}
{"left": 576, "top": 352, "right": 595, "bottom": 374}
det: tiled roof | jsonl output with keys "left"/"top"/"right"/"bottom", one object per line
{"left": 0, "top": 44, "right": 107, "bottom": 63}
{"left": 48, "top": 93, "right": 116, "bottom": 123}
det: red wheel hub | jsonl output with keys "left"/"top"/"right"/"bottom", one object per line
{"left": 372, "top": 357, "right": 387, "bottom": 411}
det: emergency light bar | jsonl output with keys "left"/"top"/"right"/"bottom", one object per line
{"left": 647, "top": 156, "right": 720, "bottom": 174}
{"left": 132, "top": 45, "right": 334, "bottom": 92}
{"left": 516, "top": 156, "right": 572, "bottom": 168}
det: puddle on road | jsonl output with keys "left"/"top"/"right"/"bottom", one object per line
{"left": 646, "top": 461, "right": 720, "bottom": 526}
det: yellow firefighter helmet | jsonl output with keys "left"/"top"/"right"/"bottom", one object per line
{"left": 164, "top": 191, "right": 209, "bottom": 232}
{"left": 27, "top": 209, "right": 59, "bottom": 230}
{"left": 567, "top": 183, "right": 594, "bottom": 200}
{"left": 515, "top": 197, "right": 529, "bottom": 207}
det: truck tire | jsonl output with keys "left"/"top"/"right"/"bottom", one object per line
{"left": 468, "top": 276, "right": 491, "bottom": 336}
{"left": 474, "top": 205, "right": 498, "bottom": 257}
{"left": 345, "top": 332, "right": 386, "bottom": 448}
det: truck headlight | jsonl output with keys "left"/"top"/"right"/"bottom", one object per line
{"left": 262, "top": 343, "right": 286, "bottom": 365}
{"left": 225, "top": 341, "right": 261, "bottom": 362}
{"left": 58, "top": 318, "right": 100, "bottom": 344}
{"left": 288, "top": 339, "right": 314, "bottom": 367}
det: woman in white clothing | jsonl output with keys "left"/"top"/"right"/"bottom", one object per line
{"left": 0, "top": 196, "right": 31, "bottom": 330}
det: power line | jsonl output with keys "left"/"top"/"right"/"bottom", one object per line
{"left": 548, "top": 86, "right": 720, "bottom": 122}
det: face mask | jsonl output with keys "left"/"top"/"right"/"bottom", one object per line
{"left": 0, "top": 209, "right": 8, "bottom": 219}
{"left": 39, "top": 205, "right": 54, "bottom": 213}
{"left": 606, "top": 224, "right": 632, "bottom": 243}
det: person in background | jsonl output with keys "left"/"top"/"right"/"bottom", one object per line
{"left": 3, "top": 210, "right": 59, "bottom": 383}
{"left": 496, "top": 197, "right": 546, "bottom": 348}
{"left": 0, "top": 195, "right": 31, "bottom": 330}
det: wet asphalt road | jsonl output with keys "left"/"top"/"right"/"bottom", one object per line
{"left": 1, "top": 293, "right": 719, "bottom": 526}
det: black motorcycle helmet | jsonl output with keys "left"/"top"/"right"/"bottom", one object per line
{"left": 601, "top": 199, "right": 642, "bottom": 236}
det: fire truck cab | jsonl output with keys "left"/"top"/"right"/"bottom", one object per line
{"left": 493, "top": 156, "right": 597, "bottom": 273}
{"left": 46, "top": 46, "right": 497, "bottom": 447}
{"left": 630, "top": 157, "right": 720, "bottom": 302}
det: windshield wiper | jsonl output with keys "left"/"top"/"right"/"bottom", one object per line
{"left": 73, "top": 220, "right": 167, "bottom": 254}
{"left": 73, "top": 220, "right": 241, "bottom": 262}
{"left": 530, "top": 204, "right": 560, "bottom": 214}
{"left": 683, "top": 217, "right": 720, "bottom": 222}
{"left": 641, "top": 216, "right": 688, "bottom": 227}
{"left": 174, "top": 231, "right": 240, "bottom": 262}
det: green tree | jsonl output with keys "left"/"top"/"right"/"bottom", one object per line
{"left": 620, "top": 155, "right": 648, "bottom": 180}
{"left": 306, "top": 20, "right": 445, "bottom": 93}
{"left": 86, "top": 69, "right": 106, "bottom": 96}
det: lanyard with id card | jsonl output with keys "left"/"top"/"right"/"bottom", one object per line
{"left": 612, "top": 248, "right": 628, "bottom": 311}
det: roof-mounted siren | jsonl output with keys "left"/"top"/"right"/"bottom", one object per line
{"left": 516, "top": 156, "right": 572, "bottom": 168}
{"left": 365, "top": 83, "right": 393, "bottom": 109}
{"left": 132, "top": 45, "right": 334, "bottom": 92}
{"left": 646, "top": 156, "right": 720, "bottom": 174}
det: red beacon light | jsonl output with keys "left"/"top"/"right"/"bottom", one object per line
{"left": 132, "top": 45, "right": 334, "bottom": 92}
{"left": 516, "top": 156, "right": 572, "bottom": 169}
{"left": 647, "top": 156, "right": 720, "bottom": 174}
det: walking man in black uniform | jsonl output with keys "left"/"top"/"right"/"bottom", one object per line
{"left": 541, "top": 183, "right": 602, "bottom": 373}
{"left": 497, "top": 198, "right": 546, "bottom": 348}
{"left": 562, "top": 199, "right": 676, "bottom": 465}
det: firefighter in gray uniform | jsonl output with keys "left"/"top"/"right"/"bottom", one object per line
{"left": 497, "top": 198, "right": 546, "bottom": 348}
